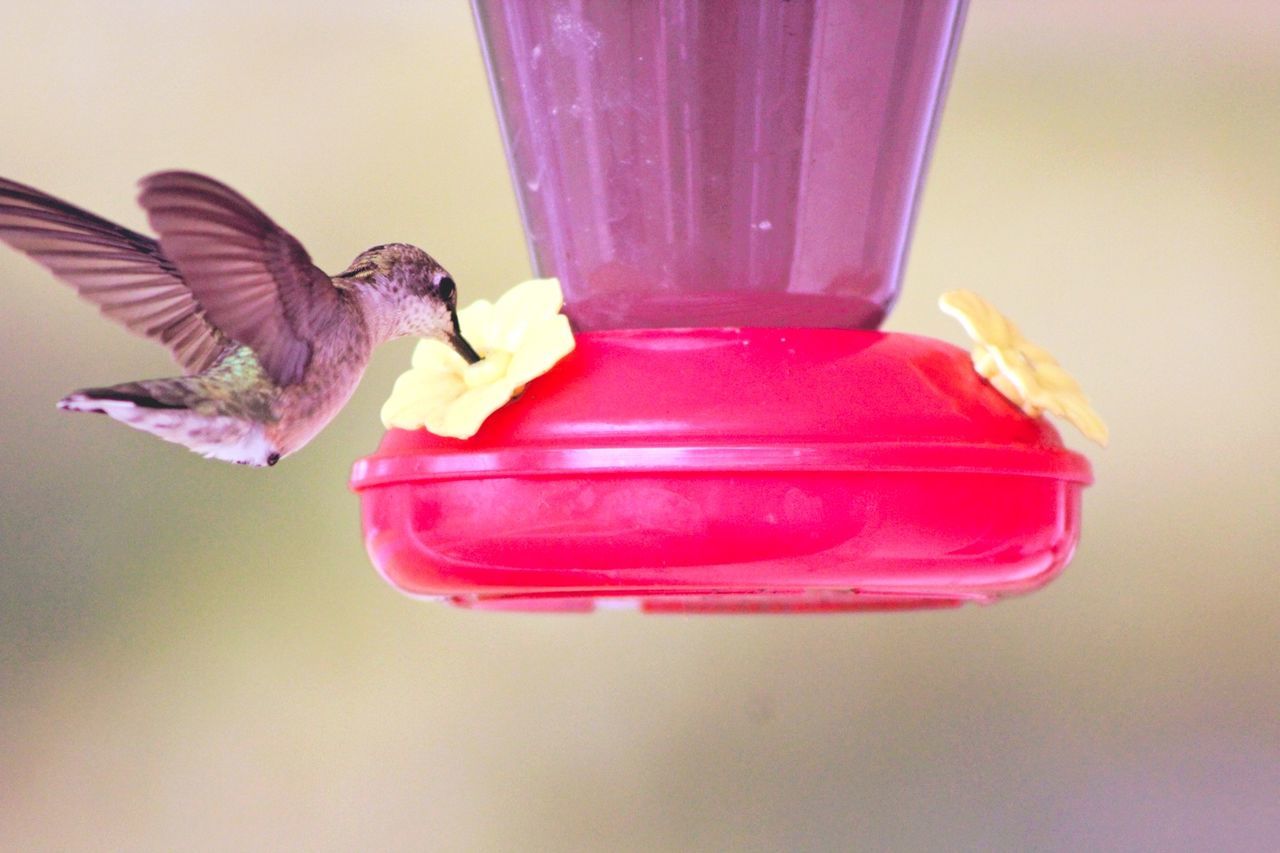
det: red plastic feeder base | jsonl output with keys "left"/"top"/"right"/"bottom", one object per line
{"left": 350, "top": 328, "right": 1090, "bottom": 613}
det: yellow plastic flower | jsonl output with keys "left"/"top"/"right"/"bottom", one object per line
{"left": 939, "top": 290, "right": 1108, "bottom": 446}
{"left": 381, "top": 277, "right": 575, "bottom": 439}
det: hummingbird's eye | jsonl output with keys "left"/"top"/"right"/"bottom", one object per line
{"left": 438, "top": 276, "right": 456, "bottom": 301}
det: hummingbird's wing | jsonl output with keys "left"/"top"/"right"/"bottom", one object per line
{"left": 0, "top": 177, "right": 230, "bottom": 373}
{"left": 137, "top": 171, "right": 343, "bottom": 388}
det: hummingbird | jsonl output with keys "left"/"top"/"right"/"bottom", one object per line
{"left": 0, "top": 171, "right": 479, "bottom": 467}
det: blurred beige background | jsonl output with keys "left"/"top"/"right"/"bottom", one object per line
{"left": 1, "top": 1, "right": 1277, "bottom": 850}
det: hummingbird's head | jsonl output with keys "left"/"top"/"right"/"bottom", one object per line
{"left": 338, "top": 243, "right": 479, "bottom": 362}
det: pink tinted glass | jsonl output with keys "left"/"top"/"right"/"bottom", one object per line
{"left": 472, "top": 0, "right": 968, "bottom": 330}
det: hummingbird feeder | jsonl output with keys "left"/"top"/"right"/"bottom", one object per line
{"left": 350, "top": 0, "right": 1094, "bottom": 613}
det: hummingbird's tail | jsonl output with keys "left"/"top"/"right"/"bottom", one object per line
{"left": 59, "top": 379, "right": 280, "bottom": 466}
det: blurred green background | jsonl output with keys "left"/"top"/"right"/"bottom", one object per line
{"left": 2, "top": 1, "right": 1277, "bottom": 850}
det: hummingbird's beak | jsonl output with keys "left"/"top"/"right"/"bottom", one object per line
{"left": 449, "top": 308, "right": 481, "bottom": 364}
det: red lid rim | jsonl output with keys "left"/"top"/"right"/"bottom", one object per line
{"left": 351, "top": 438, "right": 1091, "bottom": 490}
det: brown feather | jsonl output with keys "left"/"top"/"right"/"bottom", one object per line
{"left": 137, "top": 171, "right": 344, "bottom": 387}
{"left": 0, "top": 177, "right": 229, "bottom": 373}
